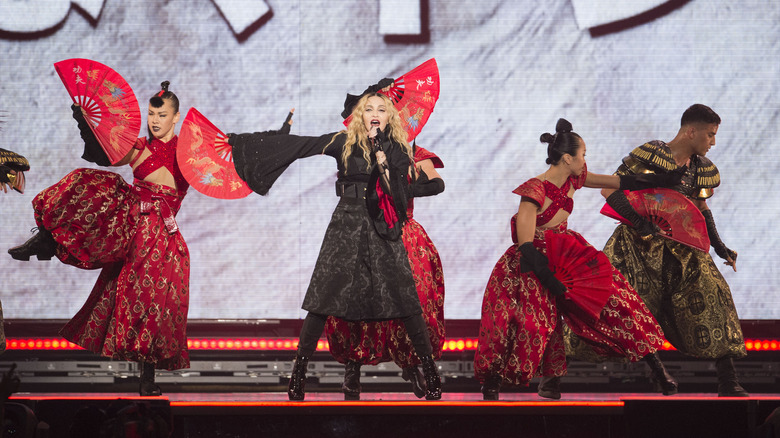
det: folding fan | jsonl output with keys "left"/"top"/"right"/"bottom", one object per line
{"left": 600, "top": 188, "right": 710, "bottom": 252}
{"left": 545, "top": 231, "right": 616, "bottom": 320}
{"left": 54, "top": 58, "right": 141, "bottom": 164}
{"left": 344, "top": 58, "right": 440, "bottom": 142}
{"left": 176, "top": 108, "right": 252, "bottom": 199}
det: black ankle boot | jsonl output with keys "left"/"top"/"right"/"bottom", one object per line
{"left": 342, "top": 361, "right": 361, "bottom": 400}
{"left": 537, "top": 375, "right": 562, "bottom": 400}
{"left": 139, "top": 362, "right": 161, "bottom": 396}
{"left": 288, "top": 355, "right": 310, "bottom": 401}
{"left": 420, "top": 355, "right": 442, "bottom": 400}
{"left": 8, "top": 227, "right": 57, "bottom": 261}
{"left": 481, "top": 373, "right": 501, "bottom": 401}
{"left": 402, "top": 365, "right": 426, "bottom": 399}
{"left": 643, "top": 353, "right": 678, "bottom": 395}
{"left": 716, "top": 357, "right": 749, "bottom": 397}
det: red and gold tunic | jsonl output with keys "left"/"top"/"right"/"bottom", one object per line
{"left": 34, "top": 136, "right": 190, "bottom": 370}
{"left": 325, "top": 146, "right": 446, "bottom": 367}
{"left": 473, "top": 166, "right": 666, "bottom": 386}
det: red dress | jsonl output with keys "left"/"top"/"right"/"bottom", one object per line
{"left": 34, "top": 137, "right": 191, "bottom": 370}
{"left": 473, "top": 167, "right": 666, "bottom": 386}
{"left": 325, "top": 146, "right": 446, "bottom": 367}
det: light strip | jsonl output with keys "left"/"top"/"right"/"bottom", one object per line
{"left": 4, "top": 338, "right": 779, "bottom": 351}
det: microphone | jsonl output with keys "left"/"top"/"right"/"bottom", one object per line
{"left": 371, "top": 126, "right": 389, "bottom": 170}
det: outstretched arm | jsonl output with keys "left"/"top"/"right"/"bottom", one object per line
{"left": 696, "top": 199, "right": 737, "bottom": 272}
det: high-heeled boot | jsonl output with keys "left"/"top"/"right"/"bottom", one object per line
{"left": 401, "top": 365, "right": 426, "bottom": 399}
{"left": 481, "top": 373, "right": 502, "bottom": 401}
{"left": 139, "top": 362, "right": 161, "bottom": 396}
{"left": 420, "top": 355, "right": 442, "bottom": 400}
{"left": 643, "top": 352, "right": 678, "bottom": 395}
{"left": 288, "top": 355, "right": 310, "bottom": 401}
{"left": 537, "top": 375, "right": 562, "bottom": 400}
{"left": 8, "top": 227, "right": 57, "bottom": 261}
{"left": 716, "top": 357, "right": 749, "bottom": 397}
{"left": 342, "top": 361, "right": 362, "bottom": 400}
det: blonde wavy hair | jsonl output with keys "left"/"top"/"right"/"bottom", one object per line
{"left": 327, "top": 93, "right": 412, "bottom": 171}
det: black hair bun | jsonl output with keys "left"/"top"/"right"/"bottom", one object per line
{"left": 555, "top": 118, "right": 572, "bottom": 134}
{"left": 160, "top": 81, "right": 170, "bottom": 92}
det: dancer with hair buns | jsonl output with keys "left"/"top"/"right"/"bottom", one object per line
{"left": 9, "top": 82, "right": 191, "bottom": 396}
{"left": 473, "top": 118, "right": 682, "bottom": 400}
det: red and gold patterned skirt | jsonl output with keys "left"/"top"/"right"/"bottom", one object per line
{"left": 33, "top": 168, "right": 190, "bottom": 370}
{"left": 473, "top": 225, "right": 665, "bottom": 387}
{"left": 325, "top": 217, "right": 445, "bottom": 367}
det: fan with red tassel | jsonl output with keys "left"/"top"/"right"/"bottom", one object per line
{"left": 54, "top": 58, "right": 141, "bottom": 164}
{"left": 544, "top": 231, "right": 616, "bottom": 320}
{"left": 176, "top": 108, "right": 253, "bottom": 199}
{"left": 600, "top": 188, "right": 710, "bottom": 252}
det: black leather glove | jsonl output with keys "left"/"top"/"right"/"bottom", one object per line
{"left": 618, "top": 167, "right": 686, "bottom": 191}
{"left": 0, "top": 164, "right": 10, "bottom": 184}
{"left": 606, "top": 191, "right": 659, "bottom": 239}
{"left": 702, "top": 209, "right": 737, "bottom": 262}
{"left": 278, "top": 110, "right": 294, "bottom": 135}
{"left": 518, "top": 242, "right": 567, "bottom": 296}
{"left": 410, "top": 170, "right": 444, "bottom": 198}
{"left": 72, "top": 104, "right": 111, "bottom": 166}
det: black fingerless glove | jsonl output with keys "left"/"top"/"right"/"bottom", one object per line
{"left": 606, "top": 191, "right": 659, "bottom": 239}
{"left": 277, "top": 111, "right": 294, "bottom": 135}
{"left": 618, "top": 167, "right": 686, "bottom": 191}
{"left": 518, "top": 242, "right": 567, "bottom": 296}
{"left": 702, "top": 209, "right": 737, "bottom": 261}
{"left": 72, "top": 104, "right": 111, "bottom": 166}
{"left": 410, "top": 170, "right": 445, "bottom": 198}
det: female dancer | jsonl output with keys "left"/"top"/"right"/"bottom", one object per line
{"left": 228, "top": 92, "right": 442, "bottom": 401}
{"left": 325, "top": 142, "right": 446, "bottom": 400}
{"left": 8, "top": 82, "right": 190, "bottom": 396}
{"left": 473, "top": 118, "right": 680, "bottom": 400}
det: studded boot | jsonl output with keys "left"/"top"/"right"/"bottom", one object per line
{"left": 342, "top": 361, "right": 362, "bottom": 400}
{"left": 288, "top": 354, "right": 310, "bottom": 401}
{"left": 420, "top": 355, "right": 442, "bottom": 400}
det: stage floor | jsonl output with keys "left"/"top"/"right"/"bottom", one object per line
{"left": 6, "top": 391, "right": 780, "bottom": 438}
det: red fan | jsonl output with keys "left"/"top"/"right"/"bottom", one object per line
{"left": 344, "top": 58, "right": 440, "bottom": 142}
{"left": 545, "top": 231, "right": 616, "bottom": 320}
{"left": 54, "top": 58, "right": 141, "bottom": 164}
{"left": 600, "top": 188, "right": 710, "bottom": 252}
{"left": 176, "top": 108, "right": 252, "bottom": 199}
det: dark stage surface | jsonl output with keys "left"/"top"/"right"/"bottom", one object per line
{"left": 6, "top": 392, "right": 780, "bottom": 438}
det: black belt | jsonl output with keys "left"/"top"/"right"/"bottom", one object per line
{"left": 335, "top": 182, "right": 368, "bottom": 199}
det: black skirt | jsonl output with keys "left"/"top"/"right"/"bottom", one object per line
{"left": 302, "top": 197, "right": 421, "bottom": 321}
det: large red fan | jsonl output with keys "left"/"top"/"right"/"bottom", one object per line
{"left": 54, "top": 58, "right": 141, "bottom": 164}
{"left": 544, "top": 231, "right": 616, "bottom": 320}
{"left": 344, "top": 58, "right": 440, "bottom": 142}
{"left": 176, "top": 108, "right": 252, "bottom": 199}
{"left": 600, "top": 188, "right": 710, "bottom": 252}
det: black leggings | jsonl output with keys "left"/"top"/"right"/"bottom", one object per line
{"left": 296, "top": 312, "right": 433, "bottom": 359}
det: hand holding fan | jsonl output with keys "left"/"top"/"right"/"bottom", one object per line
{"left": 545, "top": 231, "right": 616, "bottom": 320}
{"left": 54, "top": 58, "right": 141, "bottom": 164}
{"left": 600, "top": 188, "right": 710, "bottom": 252}
{"left": 176, "top": 108, "right": 252, "bottom": 199}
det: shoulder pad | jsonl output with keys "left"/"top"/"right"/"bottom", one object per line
{"left": 627, "top": 141, "right": 677, "bottom": 172}
{"left": 691, "top": 155, "right": 720, "bottom": 189}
